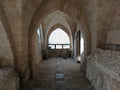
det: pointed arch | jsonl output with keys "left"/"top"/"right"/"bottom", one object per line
{"left": 46, "top": 23, "right": 73, "bottom": 51}
{"left": 29, "top": 1, "right": 92, "bottom": 57}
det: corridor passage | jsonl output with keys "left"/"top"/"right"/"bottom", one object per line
{"left": 22, "top": 58, "right": 94, "bottom": 90}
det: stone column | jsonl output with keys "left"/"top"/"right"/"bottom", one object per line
{"left": 73, "top": 32, "right": 77, "bottom": 61}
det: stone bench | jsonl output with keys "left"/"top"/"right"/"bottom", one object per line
{"left": 86, "top": 49, "right": 120, "bottom": 90}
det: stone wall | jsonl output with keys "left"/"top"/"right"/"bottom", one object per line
{"left": 0, "top": 67, "right": 19, "bottom": 90}
{"left": 49, "top": 49, "right": 70, "bottom": 58}
{"left": 0, "top": 21, "right": 14, "bottom": 67}
{"left": 106, "top": 6, "right": 120, "bottom": 49}
{"left": 0, "top": 5, "right": 14, "bottom": 67}
{"left": 86, "top": 49, "right": 120, "bottom": 90}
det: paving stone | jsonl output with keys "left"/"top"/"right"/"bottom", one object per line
{"left": 22, "top": 58, "right": 93, "bottom": 90}
{"left": 56, "top": 81, "right": 65, "bottom": 90}
{"left": 56, "top": 73, "right": 64, "bottom": 80}
{"left": 56, "top": 65, "right": 63, "bottom": 71}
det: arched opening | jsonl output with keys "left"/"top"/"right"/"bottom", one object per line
{"left": 28, "top": 9, "right": 91, "bottom": 78}
{"left": 44, "top": 23, "right": 73, "bottom": 58}
{"left": 48, "top": 28, "right": 71, "bottom": 58}
{"left": 29, "top": 9, "right": 91, "bottom": 62}
{"left": 48, "top": 28, "right": 70, "bottom": 49}
{"left": 28, "top": 3, "right": 91, "bottom": 80}
{"left": 21, "top": 1, "right": 94, "bottom": 89}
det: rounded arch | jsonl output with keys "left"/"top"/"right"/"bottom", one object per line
{"left": 46, "top": 23, "right": 73, "bottom": 51}
{"left": 0, "top": 6, "right": 15, "bottom": 67}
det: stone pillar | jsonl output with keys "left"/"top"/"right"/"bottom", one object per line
{"left": 77, "top": 31, "right": 81, "bottom": 56}
{"left": 76, "top": 31, "right": 81, "bottom": 61}
{"left": 73, "top": 32, "right": 77, "bottom": 61}
{"left": 0, "top": 67, "right": 20, "bottom": 90}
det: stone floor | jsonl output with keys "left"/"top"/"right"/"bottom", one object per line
{"left": 22, "top": 58, "right": 94, "bottom": 90}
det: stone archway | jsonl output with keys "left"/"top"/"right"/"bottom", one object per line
{"left": 46, "top": 24, "right": 72, "bottom": 58}
{"left": 29, "top": 12, "right": 91, "bottom": 61}
{"left": 46, "top": 23, "right": 73, "bottom": 51}
{"left": 28, "top": 1, "right": 92, "bottom": 77}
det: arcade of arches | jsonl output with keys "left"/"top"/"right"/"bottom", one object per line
{"left": 0, "top": 0, "right": 120, "bottom": 90}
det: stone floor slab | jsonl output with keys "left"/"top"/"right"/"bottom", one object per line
{"left": 21, "top": 58, "right": 94, "bottom": 90}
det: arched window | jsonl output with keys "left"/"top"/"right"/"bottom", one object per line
{"left": 48, "top": 28, "right": 70, "bottom": 49}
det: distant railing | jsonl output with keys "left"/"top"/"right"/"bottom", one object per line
{"left": 48, "top": 44, "right": 70, "bottom": 49}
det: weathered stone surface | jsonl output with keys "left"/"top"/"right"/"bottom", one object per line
{"left": 86, "top": 49, "right": 120, "bottom": 90}
{"left": 0, "top": 67, "right": 19, "bottom": 90}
